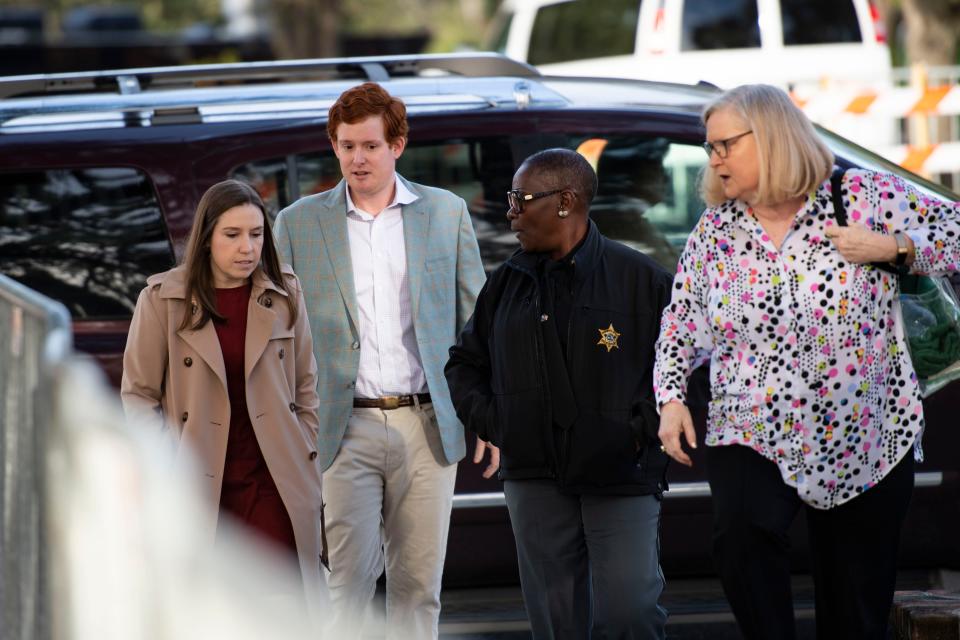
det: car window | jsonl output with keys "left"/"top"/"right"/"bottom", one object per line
{"left": 0, "top": 167, "right": 174, "bottom": 318}
{"left": 528, "top": 0, "right": 640, "bottom": 66}
{"left": 295, "top": 153, "right": 341, "bottom": 199}
{"left": 818, "top": 126, "right": 959, "bottom": 201}
{"left": 681, "top": 0, "right": 760, "bottom": 51}
{"left": 573, "top": 136, "right": 707, "bottom": 272}
{"left": 780, "top": 0, "right": 861, "bottom": 45}
{"left": 231, "top": 157, "right": 296, "bottom": 221}
{"left": 235, "top": 133, "right": 707, "bottom": 274}
{"left": 236, "top": 137, "right": 521, "bottom": 272}
{"left": 399, "top": 139, "right": 521, "bottom": 270}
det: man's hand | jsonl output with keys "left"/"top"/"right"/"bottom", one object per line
{"left": 473, "top": 437, "right": 500, "bottom": 479}
{"left": 823, "top": 223, "right": 899, "bottom": 264}
{"left": 658, "top": 401, "right": 696, "bottom": 467}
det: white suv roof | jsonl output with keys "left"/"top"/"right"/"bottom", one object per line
{"left": 494, "top": 0, "right": 891, "bottom": 90}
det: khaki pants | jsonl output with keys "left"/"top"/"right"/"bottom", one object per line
{"left": 322, "top": 403, "right": 457, "bottom": 640}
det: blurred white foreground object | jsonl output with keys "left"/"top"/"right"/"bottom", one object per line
{"left": 46, "top": 359, "right": 322, "bottom": 640}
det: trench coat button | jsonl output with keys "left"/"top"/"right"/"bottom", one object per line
{"left": 183, "top": 357, "right": 192, "bottom": 367}
{"left": 309, "top": 451, "right": 318, "bottom": 461}
{"left": 181, "top": 411, "right": 188, "bottom": 422}
{"left": 263, "top": 296, "right": 272, "bottom": 308}
{"left": 278, "top": 348, "right": 285, "bottom": 359}
{"left": 351, "top": 341, "right": 360, "bottom": 350}
{"left": 289, "top": 402, "right": 296, "bottom": 412}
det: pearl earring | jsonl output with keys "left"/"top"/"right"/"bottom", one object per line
{"left": 558, "top": 209, "right": 569, "bottom": 218}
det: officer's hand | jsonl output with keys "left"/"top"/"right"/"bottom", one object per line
{"left": 658, "top": 401, "right": 696, "bottom": 467}
{"left": 473, "top": 437, "right": 501, "bottom": 479}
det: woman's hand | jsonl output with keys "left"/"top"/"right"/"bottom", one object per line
{"left": 823, "top": 223, "right": 904, "bottom": 264}
{"left": 658, "top": 401, "right": 697, "bottom": 467}
{"left": 473, "top": 437, "right": 501, "bottom": 479}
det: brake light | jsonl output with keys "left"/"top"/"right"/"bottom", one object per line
{"left": 650, "top": 0, "right": 666, "bottom": 54}
{"left": 868, "top": 1, "right": 887, "bottom": 44}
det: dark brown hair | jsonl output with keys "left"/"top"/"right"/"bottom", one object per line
{"left": 178, "top": 179, "right": 297, "bottom": 331}
{"left": 327, "top": 81, "right": 409, "bottom": 145}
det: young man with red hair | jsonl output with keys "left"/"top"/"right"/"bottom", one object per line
{"left": 274, "top": 82, "right": 487, "bottom": 639}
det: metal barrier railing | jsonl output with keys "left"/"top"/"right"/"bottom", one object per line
{"left": 0, "top": 273, "right": 72, "bottom": 640}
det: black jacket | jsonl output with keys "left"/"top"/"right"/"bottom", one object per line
{"left": 445, "top": 221, "right": 673, "bottom": 496}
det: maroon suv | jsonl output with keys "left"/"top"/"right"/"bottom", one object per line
{"left": 1, "top": 53, "right": 958, "bottom": 586}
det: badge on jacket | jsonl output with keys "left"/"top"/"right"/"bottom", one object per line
{"left": 597, "top": 323, "right": 621, "bottom": 352}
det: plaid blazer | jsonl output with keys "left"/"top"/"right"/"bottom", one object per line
{"left": 274, "top": 176, "right": 486, "bottom": 470}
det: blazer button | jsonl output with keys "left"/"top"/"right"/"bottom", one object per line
{"left": 289, "top": 402, "right": 296, "bottom": 412}
{"left": 183, "top": 357, "right": 192, "bottom": 367}
{"left": 309, "top": 451, "right": 318, "bottom": 461}
{"left": 352, "top": 341, "right": 360, "bottom": 350}
{"left": 263, "top": 296, "right": 273, "bottom": 308}
{"left": 181, "top": 411, "right": 188, "bottom": 422}
{"left": 278, "top": 347, "right": 285, "bottom": 359}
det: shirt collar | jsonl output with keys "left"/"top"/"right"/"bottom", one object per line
{"left": 508, "top": 219, "right": 604, "bottom": 280}
{"left": 345, "top": 173, "right": 418, "bottom": 218}
{"left": 729, "top": 176, "right": 829, "bottom": 234}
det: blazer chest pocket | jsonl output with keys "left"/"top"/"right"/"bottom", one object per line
{"left": 425, "top": 255, "right": 454, "bottom": 272}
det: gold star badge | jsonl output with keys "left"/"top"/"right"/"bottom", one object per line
{"left": 597, "top": 323, "right": 621, "bottom": 352}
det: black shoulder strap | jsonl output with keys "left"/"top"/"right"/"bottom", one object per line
{"left": 830, "top": 167, "right": 848, "bottom": 226}
{"left": 830, "top": 166, "right": 904, "bottom": 276}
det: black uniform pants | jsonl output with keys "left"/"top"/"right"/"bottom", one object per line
{"left": 503, "top": 479, "right": 667, "bottom": 640}
{"left": 706, "top": 444, "right": 914, "bottom": 640}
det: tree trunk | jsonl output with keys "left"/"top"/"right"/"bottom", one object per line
{"left": 268, "top": 0, "right": 341, "bottom": 59}
{"left": 900, "top": 0, "right": 960, "bottom": 66}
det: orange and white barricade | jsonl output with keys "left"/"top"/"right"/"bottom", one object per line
{"left": 792, "top": 65, "right": 960, "bottom": 186}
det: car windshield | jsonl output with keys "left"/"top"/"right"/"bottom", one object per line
{"left": 819, "top": 125, "right": 958, "bottom": 200}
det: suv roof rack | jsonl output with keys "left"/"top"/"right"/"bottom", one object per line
{"left": 0, "top": 52, "right": 540, "bottom": 100}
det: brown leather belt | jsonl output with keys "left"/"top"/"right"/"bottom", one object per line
{"left": 353, "top": 393, "right": 432, "bottom": 410}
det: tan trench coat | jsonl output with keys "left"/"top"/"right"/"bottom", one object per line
{"left": 120, "top": 264, "right": 326, "bottom": 610}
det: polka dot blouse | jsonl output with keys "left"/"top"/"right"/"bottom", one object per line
{"left": 654, "top": 168, "right": 960, "bottom": 509}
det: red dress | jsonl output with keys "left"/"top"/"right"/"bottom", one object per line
{"left": 214, "top": 283, "right": 297, "bottom": 554}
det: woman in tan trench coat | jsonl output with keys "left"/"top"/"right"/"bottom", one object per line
{"left": 121, "top": 179, "right": 327, "bottom": 616}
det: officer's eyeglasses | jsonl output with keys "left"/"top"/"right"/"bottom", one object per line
{"left": 702, "top": 130, "right": 753, "bottom": 159}
{"left": 507, "top": 188, "right": 563, "bottom": 214}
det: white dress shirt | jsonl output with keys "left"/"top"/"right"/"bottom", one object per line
{"left": 346, "top": 175, "right": 427, "bottom": 398}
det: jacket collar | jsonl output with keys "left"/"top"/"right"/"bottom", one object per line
{"left": 325, "top": 175, "right": 424, "bottom": 216}
{"left": 152, "top": 264, "right": 291, "bottom": 300}
{"left": 344, "top": 173, "right": 421, "bottom": 217}
{"left": 506, "top": 218, "right": 604, "bottom": 281}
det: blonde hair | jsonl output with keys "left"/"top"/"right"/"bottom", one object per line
{"left": 700, "top": 84, "right": 834, "bottom": 207}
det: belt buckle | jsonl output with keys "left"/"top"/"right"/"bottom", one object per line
{"left": 381, "top": 395, "right": 400, "bottom": 410}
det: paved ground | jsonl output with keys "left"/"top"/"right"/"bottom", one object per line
{"left": 351, "top": 569, "right": 953, "bottom": 638}
{"left": 430, "top": 570, "right": 954, "bottom": 639}
{"left": 436, "top": 576, "right": 816, "bottom": 639}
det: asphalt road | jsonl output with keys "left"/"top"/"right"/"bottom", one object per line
{"left": 436, "top": 576, "right": 816, "bottom": 639}
{"left": 428, "top": 570, "right": 955, "bottom": 639}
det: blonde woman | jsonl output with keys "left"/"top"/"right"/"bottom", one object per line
{"left": 654, "top": 84, "right": 960, "bottom": 640}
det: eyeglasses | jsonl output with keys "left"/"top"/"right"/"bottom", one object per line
{"left": 702, "top": 130, "right": 753, "bottom": 159}
{"left": 507, "top": 188, "right": 562, "bottom": 213}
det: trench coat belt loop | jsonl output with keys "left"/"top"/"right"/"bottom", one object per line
{"left": 352, "top": 393, "right": 432, "bottom": 410}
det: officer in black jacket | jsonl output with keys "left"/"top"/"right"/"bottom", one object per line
{"left": 445, "top": 148, "right": 672, "bottom": 639}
